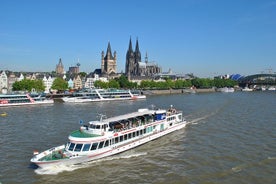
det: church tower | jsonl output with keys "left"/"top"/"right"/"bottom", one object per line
{"left": 126, "top": 37, "right": 135, "bottom": 78}
{"left": 134, "top": 38, "right": 141, "bottom": 75}
{"left": 101, "top": 42, "right": 117, "bottom": 75}
{"left": 56, "top": 58, "right": 64, "bottom": 75}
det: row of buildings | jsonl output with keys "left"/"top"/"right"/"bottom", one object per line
{"left": 0, "top": 70, "right": 108, "bottom": 94}
{"left": 1, "top": 38, "right": 188, "bottom": 94}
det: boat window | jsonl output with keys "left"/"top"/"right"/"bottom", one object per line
{"left": 111, "top": 138, "right": 115, "bottom": 145}
{"left": 137, "top": 130, "right": 140, "bottom": 136}
{"left": 104, "top": 140, "right": 109, "bottom": 147}
{"left": 132, "top": 132, "right": 136, "bottom": 138}
{"left": 124, "top": 134, "right": 127, "bottom": 141}
{"left": 115, "top": 137, "right": 119, "bottom": 143}
{"left": 119, "top": 136, "right": 123, "bottom": 142}
{"left": 74, "top": 144, "right": 83, "bottom": 152}
{"left": 140, "top": 130, "right": 143, "bottom": 135}
{"left": 98, "top": 141, "right": 105, "bottom": 149}
{"left": 68, "top": 143, "right": 75, "bottom": 151}
{"left": 91, "top": 142, "right": 98, "bottom": 150}
{"left": 82, "top": 144, "right": 91, "bottom": 151}
{"left": 143, "top": 128, "right": 146, "bottom": 134}
{"left": 90, "top": 124, "right": 101, "bottom": 129}
{"left": 103, "top": 124, "right": 108, "bottom": 131}
{"left": 128, "top": 133, "right": 132, "bottom": 139}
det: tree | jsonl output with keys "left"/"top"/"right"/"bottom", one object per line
{"left": 12, "top": 79, "right": 45, "bottom": 92}
{"left": 51, "top": 77, "right": 68, "bottom": 92}
{"left": 79, "top": 72, "right": 87, "bottom": 78}
{"left": 108, "top": 79, "right": 120, "bottom": 88}
{"left": 117, "top": 75, "right": 130, "bottom": 88}
{"left": 94, "top": 80, "right": 108, "bottom": 88}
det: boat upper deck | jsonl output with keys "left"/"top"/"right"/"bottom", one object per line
{"left": 70, "top": 130, "right": 101, "bottom": 138}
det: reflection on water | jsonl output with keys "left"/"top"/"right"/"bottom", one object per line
{"left": 0, "top": 92, "right": 275, "bottom": 184}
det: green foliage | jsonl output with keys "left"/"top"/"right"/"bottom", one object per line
{"left": 94, "top": 80, "right": 109, "bottom": 89}
{"left": 51, "top": 77, "right": 68, "bottom": 91}
{"left": 108, "top": 79, "right": 120, "bottom": 88}
{"left": 12, "top": 79, "right": 45, "bottom": 92}
{"left": 139, "top": 78, "right": 236, "bottom": 89}
{"left": 79, "top": 72, "right": 87, "bottom": 78}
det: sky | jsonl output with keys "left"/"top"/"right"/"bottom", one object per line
{"left": 0, "top": 0, "right": 276, "bottom": 78}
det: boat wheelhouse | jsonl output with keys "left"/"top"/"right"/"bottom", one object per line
{"left": 61, "top": 88, "right": 146, "bottom": 103}
{"left": 30, "top": 105, "right": 187, "bottom": 169}
{"left": 0, "top": 93, "right": 54, "bottom": 107}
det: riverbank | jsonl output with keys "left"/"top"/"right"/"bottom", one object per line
{"left": 142, "top": 88, "right": 215, "bottom": 95}
{"left": 47, "top": 88, "right": 216, "bottom": 99}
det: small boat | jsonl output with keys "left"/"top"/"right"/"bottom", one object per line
{"left": 242, "top": 87, "right": 253, "bottom": 92}
{"left": 218, "top": 87, "right": 235, "bottom": 93}
{"left": 0, "top": 93, "right": 54, "bottom": 107}
{"left": 0, "top": 112, "right": 7, "bottom": 117}
{"left": 268, "top": 86, "right": 275, "bottom": 91}
{"left": 62, "top": 88, "right": 146, "bottom": 103}
{"left": 30, "top": 105, "right": 187, "bottom": 169}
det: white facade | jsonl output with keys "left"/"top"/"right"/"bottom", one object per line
{"left": 0, "top": 71, "right": 8, "bottom": 93}
{"left": 18, "top": 73, "right": 24, "bottom": 81}
{"left": 43, "top": 76, "right": 55, "bottom": 93}
{"left": 84, "top": 74, "right": 108, "bottom": 89}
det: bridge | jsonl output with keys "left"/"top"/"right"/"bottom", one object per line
{"left": 238, "top": 74, "right": 276, "bottom": 87}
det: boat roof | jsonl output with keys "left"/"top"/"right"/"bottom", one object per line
{"left": 89, "top": 109, "right": 157, "bottom": 124}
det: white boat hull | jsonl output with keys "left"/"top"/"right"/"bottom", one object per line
{"left": 62, "top": 95, "right": 146, "bottom": 103}
{"left": 31, "top": 120, "right": 186, "bottom": 168}
{"left": 0, "top": 100, "right": 54, "bottom": 107}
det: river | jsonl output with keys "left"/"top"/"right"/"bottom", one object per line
{"left": 0, "top": 91, "right": 275, "bottom": 184}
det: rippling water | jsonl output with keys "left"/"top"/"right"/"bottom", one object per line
{"left": 0, "top": 92, "right": 275, "bottom": 184}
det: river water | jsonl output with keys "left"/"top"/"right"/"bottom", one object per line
{"left": 0, "top": 91, "right": 275, "bottom": 184}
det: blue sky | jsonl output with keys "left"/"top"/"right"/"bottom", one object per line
{"left": 0, "top": 0, "right": 275, "bottom": 77}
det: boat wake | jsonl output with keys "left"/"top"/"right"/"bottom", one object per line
{"left": 231, "top": 156, "right": 276, "bottom": 173}
{"left": 34, "top": 151, "right": 147, "bottom": 175}
{"left": 185, "top": 105, "right": 223, "bottom": 125}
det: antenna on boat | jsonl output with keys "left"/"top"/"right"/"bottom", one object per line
{"left": 97, "top": 114, "right": 106, "bottom": 122}
{"left": 150, "top": 104, "right": 156, "bottom": 110}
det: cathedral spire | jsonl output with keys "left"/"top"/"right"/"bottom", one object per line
{"left": 128, "top": 37, "right": 133, "bottom": 52}
{"left": 135, "top": 38, "right": 140, "bottom": 53}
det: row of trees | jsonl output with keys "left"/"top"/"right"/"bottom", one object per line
{"left": 12, "top": 76, "right": 238, "bottom": 92}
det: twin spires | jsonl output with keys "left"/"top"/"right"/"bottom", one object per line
{"left": 127, "top": 37, "right": 141, "bottom": 62}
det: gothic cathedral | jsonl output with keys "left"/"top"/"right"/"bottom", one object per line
{"left": 125, "top": 38, "right": 161, "bottom": 79}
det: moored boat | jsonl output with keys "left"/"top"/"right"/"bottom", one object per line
{"left": 217, "top": 87, "right": 235, "bottom": 93}
{"left": 0, "top": 93, "right": 54, "bottom": 107}
{"left": 242, "top": 87, "right": 253, "bottom": 92}
{"left": 30, "top": 105, "right": 187, "bottom": 169}
{"left": 62, "top": 88, "right": 146, "bottom": 103}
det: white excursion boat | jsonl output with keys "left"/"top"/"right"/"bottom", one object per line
{"left": 242, "top": 87, "right": 253, "bottom": 92}
{"left": 30, "top": 105, "right": 187, "bottom": 169}
{"left": 0, "top": 93, "right": 54, "bottom": 107}
{"left": 218, "top": 87, "right": 235, "bottom": 93}
{"left": 62, "top": 88, "right": 146, "bottom": 103}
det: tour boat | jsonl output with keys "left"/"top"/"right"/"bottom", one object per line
{"left": 218, "top": 87, "right": 235, "bottom": 93}
{"left": 242, "top": 87, "right": 253, "bottom": 92}
{"left": 30, "top": 105, "right": 187, "bottom": 169}
{"left": 0, "top": 93, "right": 54, "bottom": 107}
{"left": 61, "top": 88, "right": 146, "bottom": 103}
